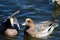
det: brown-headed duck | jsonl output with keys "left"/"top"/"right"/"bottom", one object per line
{"left": 22, "top": 18, "right": 58, "bottom": 38}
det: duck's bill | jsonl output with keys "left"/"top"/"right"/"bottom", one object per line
{"left": 22, "top": 22, "right": 26, "bottom": 25}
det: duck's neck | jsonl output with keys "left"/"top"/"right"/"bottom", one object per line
{"left": 29, "top": 22, "right": 34, "bottom": 28}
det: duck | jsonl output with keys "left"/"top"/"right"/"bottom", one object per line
{"left": 0, "top": 17, "right": 20, "bottom": 37}
{"left": 22, "top": 18, "right": 58, "bottom": 38}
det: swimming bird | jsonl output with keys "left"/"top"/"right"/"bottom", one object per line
{"left": 0, "top": 17, "right": 20, "bottom": 37}
{"left": 22, "top": 18, "right": 58, "bottom": 38}
{"left": 0, "top": 10, "right": 20, "bottom": 37}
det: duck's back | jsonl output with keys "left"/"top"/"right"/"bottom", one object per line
{"left": 34, "top": 21, "right": 51, "bottom": 32}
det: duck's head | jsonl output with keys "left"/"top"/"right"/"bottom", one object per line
{"left": 22, "top": 18, "right": 34, "bottom": 28}
{"left": 55, "top": 0, "right": 60, "bottom": 5}
{"left": 4, "top": 18, "right": 14, "bottom": 28}
{"left": 4, "top": 18, "right": 20, "bottom": 37}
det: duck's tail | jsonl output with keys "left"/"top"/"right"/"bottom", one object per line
{"left": 50, "top": 18, "right": 59, "bottom": 27}
{"left": 44, "top": 18, "right": 59, "bottom": 35}
{"left": 51, "top": 18, "right": 59, "bottom": 22}
{"left": 41, "top": 23, "right": 58, "bottom": 37}
{"left": 46, "top": 18, "right": 59, "bottom": 35}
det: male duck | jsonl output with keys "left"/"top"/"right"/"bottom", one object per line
{"left": 0, "top": 17, "right": 20, "bottom": 37}
{"left": 22, "top": 18, "right": 58, "bottom": 38}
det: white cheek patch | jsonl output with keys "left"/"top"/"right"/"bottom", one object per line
{"left": 10, "top": 18, "right": 14, "bottom": 26}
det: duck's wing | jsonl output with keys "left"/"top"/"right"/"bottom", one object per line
{"left": 39, "top": 21, "right": 58, "bottom": 32}
{"left": 49, "top": 22, "right": 58, "bottom": 28}
{"left": 34, "top": 24, "right": 49, "bottom": 32}
{"left": 34, "top": 21, "right": 50, "bottom": 31}
{"left": 34, "top": 21, "right": 57, "bottom": 32}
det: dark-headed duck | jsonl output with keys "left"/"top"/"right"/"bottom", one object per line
{"left": 0, "top": 17, "right": 20, "bottom": 37}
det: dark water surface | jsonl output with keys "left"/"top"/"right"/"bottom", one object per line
{"left": 0, "top": 0, "right": 60, "bottom": 40}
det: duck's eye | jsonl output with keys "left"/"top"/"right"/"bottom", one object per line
{"left": 27, "top": 20, "right": 30, "bottom": 23}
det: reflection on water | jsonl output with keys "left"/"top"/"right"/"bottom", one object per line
{"left": 0, "top": 0, "right": 60, "bottom": 40}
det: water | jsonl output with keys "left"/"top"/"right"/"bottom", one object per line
{"left": 0, "top": 0, "right": 60, "bottom": 40}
